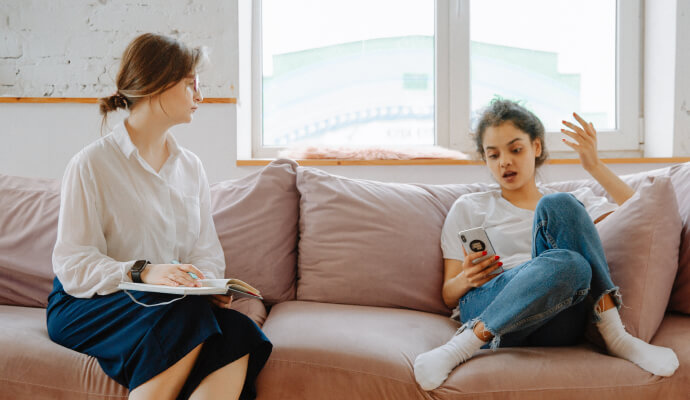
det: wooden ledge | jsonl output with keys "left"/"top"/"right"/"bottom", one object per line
{"left": 0, "top": 97, "right": 236, "bottom": 104}
{"left": 236, "top": 157, "right": 690, "bottom": 167}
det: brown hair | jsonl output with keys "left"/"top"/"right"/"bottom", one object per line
{"left": 474, "top": 98, "right": 548, "bottom": 167}
{"left": 98, "top": 33, "right": 207, "bottom": 131}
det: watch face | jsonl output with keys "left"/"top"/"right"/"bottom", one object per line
{"left": 133, "top": 260, "right": 148, "bottom": 272}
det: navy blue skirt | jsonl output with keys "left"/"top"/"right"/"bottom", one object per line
{"left": 46, "top": 278, "right": 272, "bottom": 400}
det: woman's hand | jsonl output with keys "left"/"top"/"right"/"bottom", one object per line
{"left": 562, "top": 112, "right": 635, "bottom": 205}
{"left": 561, "top": 112, "right": 601, "bottom": 172}
{"left": 209, "top": 294, "right": 234, "bottom": 309}
{"left": 140, "top": 263, "right": 205, "bottom": 287}
{"left": 461, "top": 247, "right": 503, "bottom": 288}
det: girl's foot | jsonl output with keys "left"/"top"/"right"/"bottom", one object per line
{"left": 597, "top": 308, "right": 679, "bottom": 376}
{"left": 413, "top": 328, "right": 486, "bottom": 390}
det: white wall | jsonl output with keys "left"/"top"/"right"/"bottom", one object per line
{"left": 0, "top": 0, "right": 688, "bottom": 185}
{"left": 0, "top": 0, "right": 237, "bottom": 98}
{"left": 644, "top": 0, "right": 690, "bottom": 157}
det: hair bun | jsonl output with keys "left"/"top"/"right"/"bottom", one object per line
{"left": 99, "top": 92, "right": 130, "bottom": 115}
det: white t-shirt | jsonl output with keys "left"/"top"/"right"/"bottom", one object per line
{"left": 441, "top": 186, "right": 618, "bottom": 269}
{"left": 53, "top": 122, "right": 225, "bottom": 298}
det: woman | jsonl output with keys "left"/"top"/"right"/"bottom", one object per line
{"left": 413, "top": 99, "right": 679, "bottom": 390}
{"left": 46, "top": 33, "right": 272, "bottom": 400}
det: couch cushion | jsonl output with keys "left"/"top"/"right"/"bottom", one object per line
{"left": 594, "top": 176, "right": 681, "bottom": 342}
{"left": 210, "top": 159, "right": 299, "bottom": 305}
{"left": 0, "top": 305, "right": 127, "bottom": 399}
{"left": 257, "top": 301, "right": 458, "bottom": 399}
{"left": 259, "top": 301, "right": 689, "bottom": 400}
{"left": 295, "top": 167, "right": 491, "bottom": 315}
{"left": 437, "top": 312, "right": 690, "bottom": 400}
{"left": 0, "top": 174, "right": 60, "bottom": 307}
{"left": 0, "top": 300, "right": 266, "bottom": 399}
{"left": 547, "top": 162, "right": 690, "bottom": 314}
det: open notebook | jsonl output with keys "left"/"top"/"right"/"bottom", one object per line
{"left": 118, "top": 278, "right": 262, "bottom": 300}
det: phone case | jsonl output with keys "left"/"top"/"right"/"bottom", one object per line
{"left": 458, "top": 227, "right": 503, "bottom": 275}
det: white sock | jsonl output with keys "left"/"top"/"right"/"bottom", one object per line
{"left": 597, "top": 308, "right": 679, "bottom": 377}
{"left": 414, "top": 328, "right": 487, "bottom": 390}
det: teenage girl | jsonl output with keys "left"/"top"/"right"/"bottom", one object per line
{"left": 46, "top": 33, "right": 272, "bottom": 400}
{"left": 413, "top": 99, "right": 679, "bottom": 390}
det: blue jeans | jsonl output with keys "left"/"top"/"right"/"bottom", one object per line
{"left": 458, "top": 193, "right": 621, "bottom": 349}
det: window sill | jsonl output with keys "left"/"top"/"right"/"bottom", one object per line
{"left": 236, "top": 157, "right": 690, "bottom": 167}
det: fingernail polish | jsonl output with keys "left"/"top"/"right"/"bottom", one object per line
{"left": 494, "top": 255, "right": 500, "bottom": 260}
{"left": 482, "top": 251, "right": 487, "bottom": 256}
{"left": 498, "top": 262, "right": 503, "bottom": 267}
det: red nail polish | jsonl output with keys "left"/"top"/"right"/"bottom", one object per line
{"left": 498, "top": 262, "right": 503, "bottom": 267}
{"left": 494, "top": 255, "right": 500, "bottom": 260}
{"left": 482, "top": 251, "right": 487, "bottom": 256}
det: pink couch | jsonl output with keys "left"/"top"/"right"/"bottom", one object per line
{"left": 1, "top": 159, "right": 689, "bottom": 399}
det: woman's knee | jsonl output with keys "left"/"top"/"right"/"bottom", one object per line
{"left": 550, "top": 249, "right": 592, "bottom": 289}
{"left": 537, "top": 193, "right": 583, "bottom": 215}
{"left": 537, "top": 249, "right": 592, "bottom": 291}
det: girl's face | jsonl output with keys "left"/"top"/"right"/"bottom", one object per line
{"left": 157, "top": 74, "right": 203, "bottom": 124}
{"left": 482, "top": 122, "right": 542, "bottom": 191}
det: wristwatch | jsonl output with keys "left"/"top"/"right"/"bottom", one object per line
{"left": 130, "top": 260, "right": 151, "bottom": 283}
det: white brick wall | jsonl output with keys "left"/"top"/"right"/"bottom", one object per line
{"left": 0, "top": 0, "right": 238, "bottom": 98}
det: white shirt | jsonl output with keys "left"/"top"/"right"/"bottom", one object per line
{"left": 441, "top": 186, "right": 618, "bottom": 269}
{"left": 53, "top": 122, "right": 225, "bottom": 298}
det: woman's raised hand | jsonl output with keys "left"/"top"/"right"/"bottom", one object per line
{"left": 140, "top": 263, "right": 205, "bottom": 287}
{"left": 561, "top": 112, "right": 601, "bottom": 172}
{"left": 461, "top": 247, "right": 503, "bottom": 288}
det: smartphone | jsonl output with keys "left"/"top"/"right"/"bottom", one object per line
{"left": 458, "top": 227, "right": 503, "bottom": 275}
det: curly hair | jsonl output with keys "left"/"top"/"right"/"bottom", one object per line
{"left": 474, "top": 98, "right": 548, "bottom": 167}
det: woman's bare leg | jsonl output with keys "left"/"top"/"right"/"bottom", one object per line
{"left": 189, "top": 354, "right": 249, "bottom": 400}
{"left": 128, "top": 343, "right": 203, "bottom": 400}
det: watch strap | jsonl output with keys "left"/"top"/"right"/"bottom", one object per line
{"left": 131, "top": 260, "right": 150, "bottom": 283}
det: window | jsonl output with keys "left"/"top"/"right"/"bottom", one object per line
{"left": 250, "top": 0, "right": 641, "bottom": 158}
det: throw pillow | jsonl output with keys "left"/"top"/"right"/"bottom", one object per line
{"left": 0, "top": 174, "right": 61, "bottom": 307}
{"left": 295, "top": 167, "right": 483, "bottom": 315}
{"left": 210, "top": 159, "right": 299, "bottom": 305}
{"left": 595, "top": 176, "right": 681, "bottom": 342}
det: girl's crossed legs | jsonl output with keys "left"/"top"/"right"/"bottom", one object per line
{"left": 414, "top": 193, "right": 679, "bottom": 390}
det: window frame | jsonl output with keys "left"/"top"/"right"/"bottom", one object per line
{"left": 250, "top": 0, "right": 642, "bottom": 159}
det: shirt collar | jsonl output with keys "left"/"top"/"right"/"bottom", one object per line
{"left": 112, "top": 122, "right": 137, "bottom": 158}
{"left": 111, "top": 121, "right": 182, "bottom": 159}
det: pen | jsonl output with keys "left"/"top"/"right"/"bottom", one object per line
{"left": 171, "top": 259, "right": 199, "bottom": 280}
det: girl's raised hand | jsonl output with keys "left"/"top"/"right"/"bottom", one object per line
{"left": 561, "top": 112, "right": 601, "bottom": 172}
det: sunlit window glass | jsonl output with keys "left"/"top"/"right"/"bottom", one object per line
{"left": 262, "top": 0, "right": 435, "bottom": 147}
{"left": 470, "top": 0, "right": 616, "bottom": 131}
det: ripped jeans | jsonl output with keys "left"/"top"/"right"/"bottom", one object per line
{"left": 458, "top": 193, "right": 621, "bottom": 349}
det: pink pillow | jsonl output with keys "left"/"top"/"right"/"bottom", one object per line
{"left": 666, "top": 163, "right": 690, "bottom": 313}
{"left": 295, "top": 167, "right": 483, "bottom": 315}
{"left": 595, "top": 176, "right": 681, "bottom": 341}
{"left": 548, "top": 162, "right": 690, "bottom": 314}
{"left": 0, "top": 174, "right": 60, "bottom": 308}
{"left": 210, "top": 159, "right": 299, "bottom": 305}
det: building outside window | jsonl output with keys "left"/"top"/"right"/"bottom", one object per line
{"left": 253, "top": 0, "right": 640, "bottom": 158}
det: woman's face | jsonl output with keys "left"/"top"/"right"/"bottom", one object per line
{"left": 157, "top": 74, "right": 203, "bottom": 124}
{"left": 482, "top": 122, "right": 542, "bottom": 191}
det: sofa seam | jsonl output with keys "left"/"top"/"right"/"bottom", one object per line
{"left": 0, "top": 377, "right": 127, "bottom": 398}
{"left": 439, "top": 378, "right": 671, "bottom": 396}
{"left": 266, "top": 358, "right": 418, "bottom": 386}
